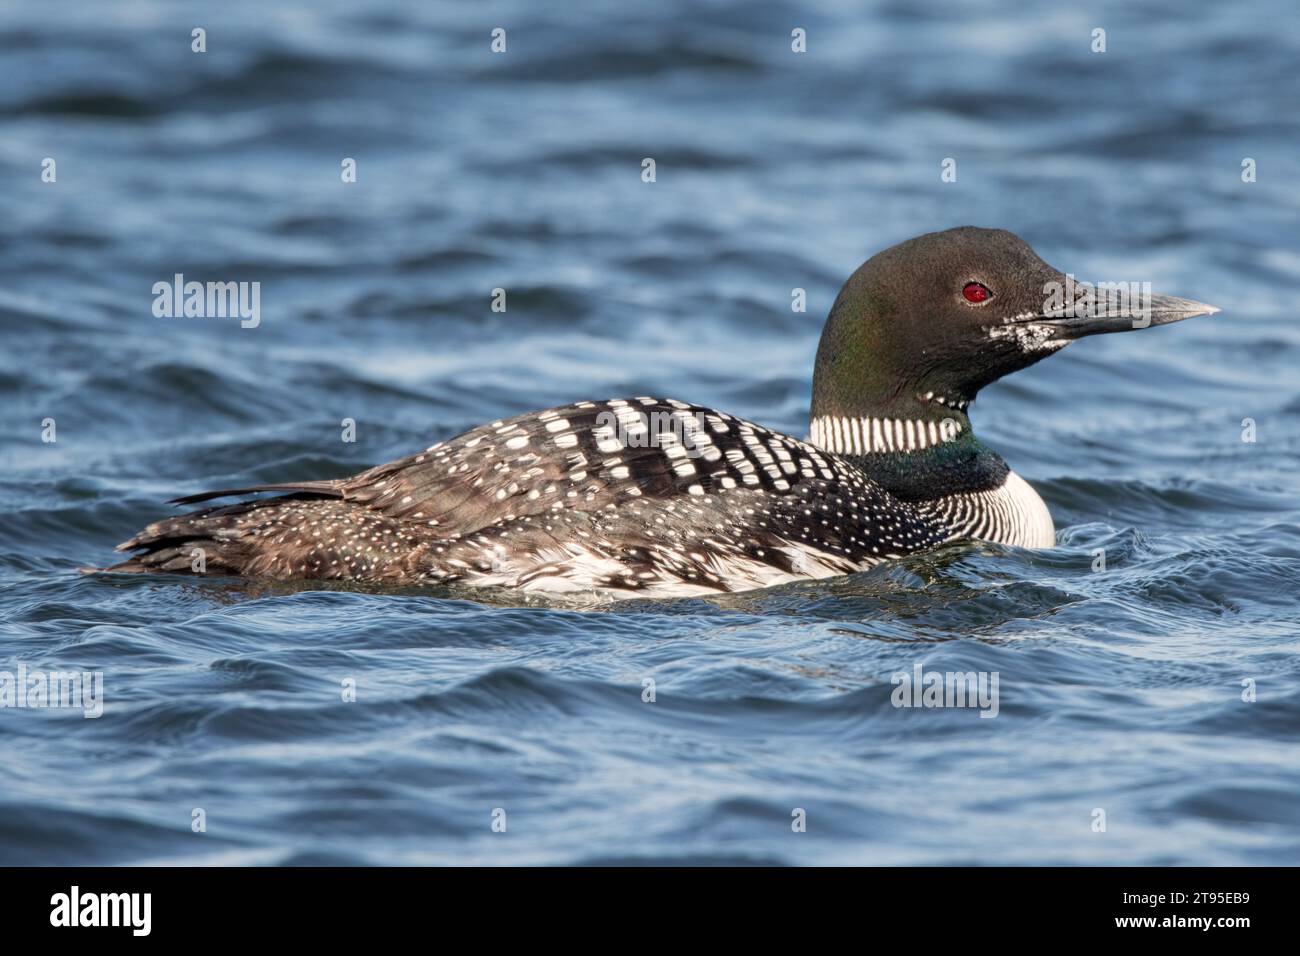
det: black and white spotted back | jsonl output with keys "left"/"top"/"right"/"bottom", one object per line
{"left": 112, "top": 398, "right": 950, "bottom": 596}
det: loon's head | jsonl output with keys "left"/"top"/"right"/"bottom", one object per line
{"left": 811, "top": 226, "right": 1218, "bottom": 432}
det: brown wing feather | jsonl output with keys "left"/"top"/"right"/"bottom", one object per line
{"left": 339, "top": 401, "right": 640, "bottom": 529}
{"left": 169, "top": 480, "right": 343, "bottom": 505}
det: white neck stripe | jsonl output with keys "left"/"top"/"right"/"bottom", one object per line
{"left": 809, "top": 415, "right": 963, "bottom": 454}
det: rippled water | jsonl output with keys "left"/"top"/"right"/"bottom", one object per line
{"left": 2, "top": 0, "right": 1298, "bottom": 865}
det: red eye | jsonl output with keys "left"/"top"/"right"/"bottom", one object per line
{"left": 962, "top": 282, "right": 991, "bottom": 303}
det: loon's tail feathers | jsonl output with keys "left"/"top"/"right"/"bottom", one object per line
{"left": 106, "top": 499, "right": 284, "bottom": 575}
{"left": 106, "top": 493, "right": 418, "bottom": 580}
{"left": 106, "top": 483, "right": 347, "bottom": 574}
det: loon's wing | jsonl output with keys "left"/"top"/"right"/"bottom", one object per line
{"left": 335, "top": 398, "right": 943, "bottom": 557}
{"left": 333, "top": 399, "right": 807, "bottom": 530}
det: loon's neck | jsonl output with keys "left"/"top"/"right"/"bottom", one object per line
{"left": 807, "top": 400, "right": 1055, "bottom": 548}
{"left": 810, "top": 407, "right": 1007, "bottom": 499}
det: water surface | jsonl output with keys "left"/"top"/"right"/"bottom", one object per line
{"left": 1, "top": 0, "right": 1298, "bottom": 865}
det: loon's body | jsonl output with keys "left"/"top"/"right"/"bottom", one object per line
{"left": 112, "top": 398, "right": 1049, "bottom": 596}
{"left": 109, "top": 228, "right": 1216, "bottom": 597}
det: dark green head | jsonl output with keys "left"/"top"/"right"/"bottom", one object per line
{"left": 811, "top": 226, "right": 1218, "bottom": 425}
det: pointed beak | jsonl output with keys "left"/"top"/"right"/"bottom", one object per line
{"left": 1143, "top": 294, "right": 1221, "bottom": 325}
{"left": 1035, "top": 289, "right": 1220, "bottom": 339}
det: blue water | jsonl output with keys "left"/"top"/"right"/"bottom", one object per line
{"left": 2, "top": 0, "right": 1299, "bottom": 865}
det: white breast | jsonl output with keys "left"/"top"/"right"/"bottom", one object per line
{"left": 923, "top": 470, "right": 1056, "bottom": 549}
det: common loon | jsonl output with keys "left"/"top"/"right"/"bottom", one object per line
{"left": 108, "top": 227, "right": 1217, "bottom": 597}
